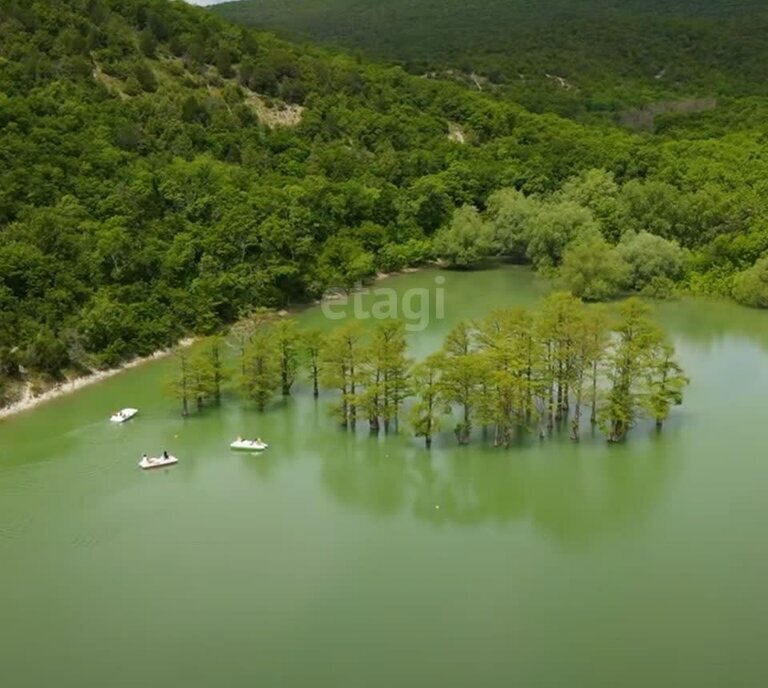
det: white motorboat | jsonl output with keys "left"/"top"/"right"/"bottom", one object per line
{"left": 111, "top": 408, "right": 138, "bottom": 423}
{"left": 230, "top": 438, "right": 269, "bottom": 451}
{"left": 139, "top": 454, "right": 178, "bottom": 470}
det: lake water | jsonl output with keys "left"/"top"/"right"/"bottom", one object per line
{"left": 1, "top": 267, "right": 767, "bottom": 688}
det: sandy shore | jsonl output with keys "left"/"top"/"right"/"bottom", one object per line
{"left": 0, "top": 338, "right": 194, "bottom": 421}
{"left": 375, "top": 266, "right": 424, "bottom": 281}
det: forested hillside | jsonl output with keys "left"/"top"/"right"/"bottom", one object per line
{"left": 214, "top": 0, "right": 768, "bottom": 121}
{"left": 1, "top": 0, "right": 768, "bottom": 406}
{"left": 0, "top": 0, "right": 623, "bottom": 399}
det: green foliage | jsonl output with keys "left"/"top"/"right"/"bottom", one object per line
{"left": 273, "top": 318, "right": 300, "bottom": 395}
{"left": 559, "top": 169, "right": 620, "bottom": 239}
{"left": 319, "top": 321, "right": 366, "bottom": 427}
{"left": 309, "top": 292, "right": 685, "bottom": 445}
{"left": 301, "top": 326, "right": 324, "bottom": 397}
{"left": 0, "top": 0, "right": 764, "bottom": 405}
{"left": 732, "top": 256, "right": 768, "bottom": 308}
{"left": 433, "top": 205, "right": 495, "bottom": 268}
{"left": 598, "top": 298, "right": 672, "bottom": 441}
{"left": 189, "top": 335, "right": 228, "bottom": 406}
{"left": 526, "top": 201, "right": 598, "bottom": 270}
{"left": 438, "top": 321, "right": 483, "bottom": 443}
{"left": 378, "top": 239, "right": 432, "bottom": 273}
{"left": 487, "top": 188, "right": 539, "bottom": 260}
{"left": 166, "top": 337, "right": 228, "bottom": 415}
{"left": 559, "top": 228, "right": 628, "bottom": 301}
{"left": 475, "top": 307, "right": 540, "bottom": 446}
{"left": 214, "top": 0, "right": 768, "bottom": 121}
{"left": 24, "top": 328, "right": 70, "bottom": 377}
{"left": 241, "top": 326, "right": 281, "bottom": 412}
{"left": 166, "top": 346, "right": 193, "bottom": 416}
{"left": 318, "top": 237, "right": 375, "bottom": 293}
{"left": 408, "top": 353, "right": 444, "bottom": 448}
{"left": 617, "top": 231, "right": 686, "bottom": 290}
{"left": 360, "top": 320, "right": 411, "bottom": 432}
{"left": 644, "top": 342, "right": 689, "bottom": 428}
{"left": 641, "top": 276, "right": 677, "bottom": 300}
{"left": 0, "top": 346, "right": 21, "bottom": 379}
{"left": 134, "top": 61, "right": 157, "bottom": 92}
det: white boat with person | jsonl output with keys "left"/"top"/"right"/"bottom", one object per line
{"left": 230, "top": 437, "right": 269, "bottom": 452}
{"left": 110, "top": 408, "right": 138, "bottom": 423}
{"left": 139, "top": 452, "right": 178, "bottom": 470}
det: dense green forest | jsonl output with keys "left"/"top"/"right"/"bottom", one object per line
{"left": 1, "top": 0, "right": 767, "bottom": 407}
{"left": 214, "top": 0, "right": 768, "bottom": 121}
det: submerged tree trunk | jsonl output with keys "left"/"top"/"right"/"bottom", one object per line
{"left": 570, "top": 396, "right": 582, "bottom": 441}
{"left": 349, "top": 378, "right": 357, "bottom": 429}
{"left": 459, "top": 404, "right": 471, "bottom": 444}
{"left": 570, "top": 370, "right": 583, "bottom": 440}
{"left": 281, "top": 371, "right": 290, "bottom": 396}
{"left": 179, "top": 351, "right": 190, "bottom": 417}
{"left": 590, "top": 361, "right": 598, "bottom": 424}
{"left": 211, "top": 343, "right": 222, "bottom": 404}
{"left": 547, "top": 382, "right": 555, "bottom": 432}
{"left": 341, "top": 382, "right": 348, "bottom": 430}
{"left": 609, "top": 419, "right": 626, "bottom": 443}
{"left": 525, "top": 352, "right": 533, "bottom": 421}
{"left": 494, "top": 423, "right": 512, "bottom": 448}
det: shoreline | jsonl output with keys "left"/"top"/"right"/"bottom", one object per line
{"left": 306, "top": 265, "right": 431, "bottom": 306}
{"left": 0, "top": 338, "right": 194, "bottom": 422}
{"left": 0, "top": 264, "right": 435, "bottom": 422}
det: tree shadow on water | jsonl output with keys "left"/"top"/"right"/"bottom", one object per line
{"left": 318, "top": 430, "right": 681, "bottom": 549}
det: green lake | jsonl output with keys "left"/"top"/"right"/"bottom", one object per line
{"left": 1, "top": 267, "right": 767, "bottom": 688}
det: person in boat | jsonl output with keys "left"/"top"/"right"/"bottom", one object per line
{"left": 162, "top": 450, "right": 169, "bottom": 460}
{"left": 142, "top": 453, "right": 148, "bottom": 461}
